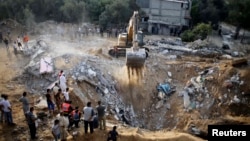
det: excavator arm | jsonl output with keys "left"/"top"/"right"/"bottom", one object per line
{"left": 109, "top": 11, "right": 148, "bottom": 69}
{"left": 125, "top": 11, "right": 147, "bottom": 68}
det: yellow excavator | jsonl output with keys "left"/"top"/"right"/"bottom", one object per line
{"left": 108, "top": 11, "right": 149, "bottom": 68}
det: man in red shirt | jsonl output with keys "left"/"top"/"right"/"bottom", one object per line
{"left": 23, "top": 34, "right": 29, "bottom": 48}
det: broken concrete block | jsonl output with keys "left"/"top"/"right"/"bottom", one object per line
{"left": 155, "top": 100, "right": 164, "bottom": 109}
{"left": 34, "top": 98, "right": 48, "bottom": 110}
{"left": 223, "top": 80, "right": 233, "bottom": 88}
{"left": 183, "top": 92, "right": 190, "bottom": 108}
{"left": 231, "top": 58, "right": 248, "bottom": 67}
{"left": 167, "top": 71, "right": 172, "bottom": 77}
{"left": 157, "top": 91, "right": 165, "bottom": 100}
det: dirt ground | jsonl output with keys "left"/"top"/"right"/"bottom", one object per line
{"left": 1, "top": 20, "right": 250, "bottom": 141}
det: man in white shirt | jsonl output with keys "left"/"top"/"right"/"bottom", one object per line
{"left": 58, "top": 112, "right": 69, "bottom": 141}
{"left": 63, "top": 88, "right": 70, "bottom": 101}
{"left": 83, "top": 102, "right": 94, "bottom": 134}
{"left": 0, "top": 95, "right": 14, "bottom": 125}
{"left": 59, "top": 74, "right": 67, "bottom": 92}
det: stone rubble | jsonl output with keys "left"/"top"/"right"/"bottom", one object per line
{"left": 70, "top": 61, "right": 140, "bottom": 127}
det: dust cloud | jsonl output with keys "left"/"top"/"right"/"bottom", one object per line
{"left": 114, "top": 66, "right": 144, "bottom": 86}
{"left": 113, "top": 65, "right": 146, "bottom": 108}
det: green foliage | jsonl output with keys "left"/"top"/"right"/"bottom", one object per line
{"left": 99, "top": 0, "right": 132, "bottom": 28}
{"left": 193, "top": 23, "right": 212, "bottom": 40}
{"left": 23, "top": 7, "right": 35, "bottom": 29}
{"left": 227, "top": 0, "right": 250, "bottom": 29}
{"left": 181, "top": 23, "right": 212, "bottom": 42}
{"left": 191, "top": 0, "right": 228, "bottom": 26}
{"left": 59, "top": 0, "right": 85, "bottom": 22}
{"left": 0, "top": 0, "right": 139, "bottom": 29}
{"left": 181, "top": 30, "right": 195, "bottom": 42}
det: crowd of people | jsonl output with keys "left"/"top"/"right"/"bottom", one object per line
{"left": 0, "top": 70, "right": 119, "bottom": 140}
{"left": 0, "top": 30, "right": 29, "bottom": 53}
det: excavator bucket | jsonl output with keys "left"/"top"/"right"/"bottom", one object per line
{"left": 126, "top": 48, "right": 147, "bottom": 68}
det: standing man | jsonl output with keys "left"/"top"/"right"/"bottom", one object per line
{"left": 59, "top": 74, "right": 67, "bottom": 92}
{"left": 83, "top": 102, "right": 94, "bottom": 134}
{"left": 58, "top": 112, "right": 69, "bottom": 141}
{"left": 0, "top": 95, "right": 14, "bottom": 125}
{"left": 26, "top": 107, "right": 37, "bottom": 140}
{"left": 23, "top": 34, "right": 29, "bottom": 48}
{"left": 63, "top": 88, "right": 70, "bottom": 102}
{"left": 46, "top": 89, "right": 55, "bottom": 116}
{"left": 61, "top": 100, "right": 73, "bottom": 131}
{"left": 3, "top": 38, "right": 9, "bottom": 49}
{"left": 54, "top": 88, "right": 62, "bottom": 112}
{"left": 52, "top": 83, "right": 60, "bottom": 95}
{"left": 19, "top": 92, "right": 31, "bottom": 117}
{"left": 17, "top": 36, "right": 22, "bottom": 49}
{"left": 70, "top": 106, "right": 81, "bottom": 128}
{"left": 96, "top": 101, "right": 106, "bottom": 130}
{"left": 58, "top": 70, "right": 64, "bottom": 82}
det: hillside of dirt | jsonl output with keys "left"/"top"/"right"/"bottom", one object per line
{"left": 1, "top": 20, "right": 250, "bottom": 141}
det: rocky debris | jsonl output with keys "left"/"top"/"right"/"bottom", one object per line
{"left": 13, "top": 39, "right": 59, "bottom": 94}
{"left": 154, "top": 39, "right": 223, "bottom": 58}
{"left": 188, "top": 125, "right": 207, "bottom": 139}
{"left": 35, "top": 97, "right": 48, "bottom": 110}
{"left": 146, "top": 36, "right": 250, "bottom": 60}
{"left": 70, "top": 61, "right": 139, "bottom": 127}
{"left": 145, "top": 37, "right": 183, "bottom": 46}
{"left": 185, "top": 39, "right": 209, "bottom": 49}
{"left": 181, "top": 67, "right": 218, "bottom": 113}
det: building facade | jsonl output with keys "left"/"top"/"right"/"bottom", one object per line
{"left": 136, "top": 0, "right": 192, "bottom": 35}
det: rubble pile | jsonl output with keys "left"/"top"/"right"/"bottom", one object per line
{"left": 179, "top": 66, "right": 249, "bottom": 119}
{"left": 70, "top": 61, "right": 139, "bottom": 126}
{"left": 221, "top": 73, "right": 246, "bottom": 105}
{"left": 15, "top": 39, "right": 56, "bottom": 94}
{"left": 145, "top": 38, "right": 248, "bottom": 58}
{"left": 185, "top": 39, "right": 209, "bottom": 49}
{"left": 179, "top": 67, "right": 219, "bottom": 117}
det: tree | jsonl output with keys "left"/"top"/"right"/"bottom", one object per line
{"left": 59, "top": 0, "right": 85, "bottom": 22}
{"left": 227, "top": 0, "right": 250, "bottom": 39}
{"left": 181, "top": 23, "right": 212, "bottom": 42}
{"left": 193, "top": 23, "right": 212, "bottom": 40}
{"left": 191, "top": 0, "right": 228, "bottom": 27}
{"left": 99, "top": 0, "right": 136, "bottom": 29}
{"left": 23, "top": 7, "right": 35, "bottom": 31}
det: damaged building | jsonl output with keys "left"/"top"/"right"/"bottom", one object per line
{"left": 136, "top": 0, "right": 192, "bottom": 35}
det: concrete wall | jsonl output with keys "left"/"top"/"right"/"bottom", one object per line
{"left": 137, "top": 0, "right": 191, "bottom": 35}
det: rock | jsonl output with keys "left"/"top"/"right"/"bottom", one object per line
{"left": 233, "top": 95, "right": 240, "bottom": 103}
{"left": 34, "top": 98, "right": 48, "bottom": 110}
{"left": 223, "top": 80, "right": 233, "bottom": 88}
{"left": 231, "top": 51, "right": 239, "bottom": 57}
{"left": 157, "top": 91, "right": 165, "bottom": 100}
{"left": 167, "top": 71, "right": 172, "bottom": 77}
{"left": 166, "top": 103, "right": 171, "bottom": 110}
{"left": 183, "top": 92, "right": 190, "bottom": 108}
{"left": 155, "top": 100, "right": 164, "bottom": 109}
{"left": 221, "top": 54, "right": 232, "bottom": 59}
